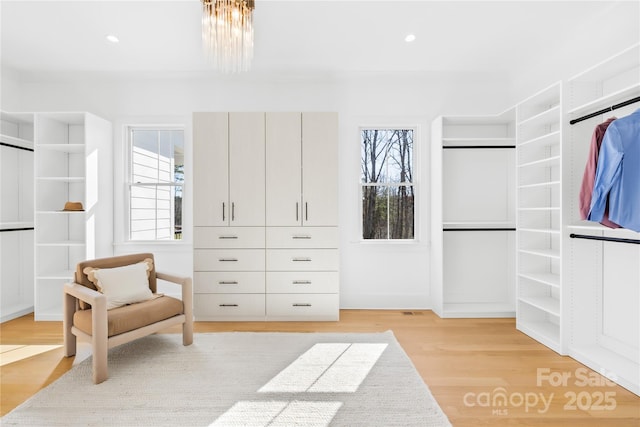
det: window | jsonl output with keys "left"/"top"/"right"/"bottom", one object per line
{"left": 361, "top": 128, "right": 415, "bottom": 240}
{"left": 128, "top": 127, "right": 184, "bottom": 241}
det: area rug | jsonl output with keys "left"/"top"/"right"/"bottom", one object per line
{"left": 1, "top": 331, "right": 451, "bottom": 426}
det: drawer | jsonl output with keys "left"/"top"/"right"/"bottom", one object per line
{"left": 194, "top": 271, "right": 265, "bottom": 293}
{"left": 194, "top": 294, "right": 265, "bottom": 320}
{"left": 266, "top": 272, "right": 339, "bottom": 294}
{"left": 266, "top": 249, "right": 338, "bottom": 271}
{"left": 266, "top": 227, "right": 338, "bottom": 249}
{"left": 194, "top": 227, "right": 265, "bottom": 249}
{"left": 266, "top": 293, "right": 339, "bottom": 321}
{"left": 194, "top": 249, "right": 265, "bottom": 271}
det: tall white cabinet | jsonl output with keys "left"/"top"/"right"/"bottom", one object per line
{"left": 1, "top": 112, "right": 35, "bottom": 322}
{"left": 193, "top": 112, "right": 339, "bottom": 321}
{"left": 431, "top": 111, "right": 516, "bottom": 318}
{"left": 564, "top": 44, "right": 640, "bottom": 396}
{"left": 34, "top": 113, "right": 113, "bottom": 320}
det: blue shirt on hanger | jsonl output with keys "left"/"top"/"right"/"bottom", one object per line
{"left": 588, "top": 108, "right": 640, "bottom": 232}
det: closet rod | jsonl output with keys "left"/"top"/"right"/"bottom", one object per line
{"left": 444, "top": 228, "right": 516, "bottom": 232}
{"left": 0, "top": 227, "right": 35, "bottom": 233}
{"left": 0, "top": 142, "right": 34, "bottom": 152}
{"left": 569, "top": 95, "right": 640, "bottom": 125}
{"left": 569, "top": 233, "right": 640, "bottom": 245}
{"left": 442, "top": 145, "right": 515, "bottom": 149}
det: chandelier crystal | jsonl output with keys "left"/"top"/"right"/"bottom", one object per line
{"left": 202, "top": 0, "right": 255, "bottom": 73}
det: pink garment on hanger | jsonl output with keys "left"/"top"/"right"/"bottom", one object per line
{"left": 578, "top": 117, "right": 620, "bottom": 228}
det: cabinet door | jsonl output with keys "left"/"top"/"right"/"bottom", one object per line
{"left": 302, "top": 113, "right": 338, "bottom": 226}
{"left": 266, "top": 112, "right": 302, "bottom": 226}
{"left": 228, "top": 113, "right": 265, "bottom": 226}
{"left": 193, "top": 112, "right": 229, "bottom": 226}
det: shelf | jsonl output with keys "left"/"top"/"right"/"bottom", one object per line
{"left": 36, "top": 240, "right": 85, "bottom": 247}
{"left": 518, "top": 131, "right": 560, "bottom": 148}
{"left": 517, "top": 105, "right": 560, "bottom": 127}
{"left": 518, "top": 180, "right": 560, "bottom": 189}
{"left": 36, "top": 177, "right": 85, "bottom": 182}
{"left": 518, "top": 207, "right": 560, "bottom": 212}
{"left": 568, "top": 83, "right": 640, "bottom": 118}
{"left": 442, "top": 137, "right": 515, "bottom": 146}
{"left": 519, "top": 296, "right": 560, "bottom": 316}
{"left": 517, "top": 320, "right": 560, "bottom": 353}
{"left": 442, "top": 303, "right": 515, "bottom": 318}
{"left": 519, "top": 272, "right": 560, "bottom": 288}
{"left": 519, "top": 248, "right": 560, "bottom": 259}
{"left": 36, "top": 143, "right": 84, "bottom": 153}
{"left": 568, "top": 221, "right": 640, "bottom": 236}
{"left": 518, "top": 155, "right": 560, "bottom": 169}
{"left": 568, "top": 43, "right": 640, "bottom": 83}
{"left": 36, "top": 210, "right": 85, "bottom": 215}
{"left": 443, "top": 221, "right": 515, "bottom": 229}
{"left": 1, "top": 134, "right": 34, "bottom": 150}
{"left": 519, "top": 228, "right": 560, "bottom": 235}
{"left": 0, "top": 221, "right": 34, "bottom": 231}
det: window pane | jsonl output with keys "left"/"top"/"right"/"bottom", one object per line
{"left": 389, "top": 185, "right": 414, "bottom": 239}
{"left": 362, "top": 185, "right": 388, "bottom": 239}
{"left": 361, "top": 129, "right": 390, "bottom": 184}
{"left": 129, "top": 184, "right": 183, "bottom": 241}
{"left": 388, "top": 130, "right": 413, "bottom": 183}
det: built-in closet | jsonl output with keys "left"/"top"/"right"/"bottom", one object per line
{"left": 193, "top": 112, "right": 339, "bottom": 321}
{"left": 431, "top": 111, "right": 516, "bottom": 318}
{"left": 1, "top": 112, "right": 35, "bottom": 322}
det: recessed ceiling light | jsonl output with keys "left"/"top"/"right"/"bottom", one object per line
{"left": 405, "top": 34, "right": 416, "bottom": 43}
{"left": 106, "top": 34, "right": 120, "bottom": 43}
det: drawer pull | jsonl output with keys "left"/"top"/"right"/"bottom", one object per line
{"left": 219, "top": 304, "right": 239, "bottom": 307}
{"left": 292, "top": 235, "right": 312, "bottom": 240}
{"left": 292, "top": 257, "right": 312, "bottom": 262}
{"left": 293, "top": 303, "right": 312, "bottom": 307}
{"left": 219, "top": 235, "right": 238, "bottom": 239}
{"left": 219, "top": 281, "right": 238, "bottom": 285}
{"left": 293, "top": 280, "right": 312, "bottom": 285}
{"left": 219, "top": 258, "right": 238, "bottom": 262}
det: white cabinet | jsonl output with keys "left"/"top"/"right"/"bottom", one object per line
{"left": 430, "top": 112, "right": 516, "bottom": 318}
{"left": 515, "top": 82, "right": 564, "bottom": 353}
{"left": 194, "top": 112, "right": 339, "bottom": 321}
{"left": 33, "top": 113, "right": 113, "bottom": 321}
{"left": 266, "top": 112, "right": 338, "bottom": 226}
{"left": 565, "top": 43, "right": 640, "bottom": 396}
{"left": 1, "top": 112, "right": 35, "bottom": 322}
{"left": 193, "top": 112, "right": 265, "bottom": 226}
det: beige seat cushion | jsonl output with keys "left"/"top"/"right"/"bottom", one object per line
{"left": 73, "top": 295, "right": 184, "bottom": 337}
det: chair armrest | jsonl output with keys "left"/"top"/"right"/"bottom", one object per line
{"left": 64, "top": 282, "right": 106, "bottom": 306}
{"left": 156, "top": 271, "right": 190, "bottom": 286}
{"left": 156, "top": 271, "right": 193, "bottom": 321}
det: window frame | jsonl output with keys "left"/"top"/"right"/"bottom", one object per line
{"left": 125, "top": 124, "right": 185, "bottom": 243}
{"left": 359, "top": 125, "right": 418, "bottom": 243}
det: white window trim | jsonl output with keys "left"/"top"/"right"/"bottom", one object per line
{"left": 358, "top": 124, "right": 420, "bottom": 244}
{"left": 113, "top": 115, "right": 192, "bottom": 248}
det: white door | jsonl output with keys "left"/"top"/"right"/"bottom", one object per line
{"left": 266, "top": 112, "right": 302, "bottom": 226}
{"left": 302, "top": 113, "right": 338, "bottom": 226}
{"left": 228, "top": 112, "right": 265, "bottom": 226}
{"left": 193, "top": 112, "right": 229, "bottom": 226}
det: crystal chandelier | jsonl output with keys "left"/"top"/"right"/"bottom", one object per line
{"left": 202, "top": 0, "right": 255, "bottom": 73}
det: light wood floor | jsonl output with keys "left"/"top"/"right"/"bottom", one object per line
{"left": 1, "top": 310, "right": 639, "bottom": 426}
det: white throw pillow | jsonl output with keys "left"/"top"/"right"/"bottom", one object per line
{"left": 90, "top": 262, "right": 153, "bottom": 310}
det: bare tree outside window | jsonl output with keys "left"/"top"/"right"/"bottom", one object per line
{"left": 361, "top": 128, "right": 414, "bottom": 240}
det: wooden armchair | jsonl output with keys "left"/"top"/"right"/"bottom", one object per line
{"left": 63, "top": 253, "right": 193, "bottom": 384}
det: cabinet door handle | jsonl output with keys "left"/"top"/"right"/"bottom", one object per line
{"left": 292, "top": 257, "right": 312, "bottom": 262}
{"left": 219, "top": 281, "right": 238, "bottom": 285}
{"left": 219, "top": 258, "right": 238, "bottom": 262}
{"left": 293, "top": 303, "right": 312, "bottom": 307}
{"left": 222, "top": 202, "right": 226, "bottom": 221}
{"left": 231, "top": 202, "right": 235, "bottom": 221}
{"left": 293, "top": 280, "right": 312, "bottom": 285}
{"left": 296, "top": 202, "right": 299, "bottom": 222}
{"left": 219, "top": 304, "right": 238, "bottom": 307}
{"left": 305, "top": 202, "right": 308, "bottom": 221}
{"left": 219, "top": 235, "right": 238, "bottom": 239}
{"left": 292, "top": 235, "right": 312, "bottom": 240}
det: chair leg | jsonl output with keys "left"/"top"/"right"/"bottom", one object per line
{"left": 92, "top": 299, "right": 109, "bottom": 384}
{"left": 63, "top": 291, "right": 77, "bottom": 357}
{"left": 183, "top": 319, "right": 193, "bottom": 346}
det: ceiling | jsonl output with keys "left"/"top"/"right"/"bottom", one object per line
{"left": 0, "top": 1, "right": 636, "bottom": 80}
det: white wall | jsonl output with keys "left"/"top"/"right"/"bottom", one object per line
{"left": 1, "top": 69, "right": 511, "bottom": 308}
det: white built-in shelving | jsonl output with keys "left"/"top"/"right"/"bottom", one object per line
{"left": 565, "top": 43, "right": 639, "bottom": 396}
{"left": 431, "top": 110, "right": 516, "bottom": 318}
{"left": 1, "top": 112, "right": 35, "bottom": 322}
{"left": 515, "top": 81, "right": 564, "bottom": 354}
{"left": 34, "top": 113, "right": 112, "bottom": 321}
